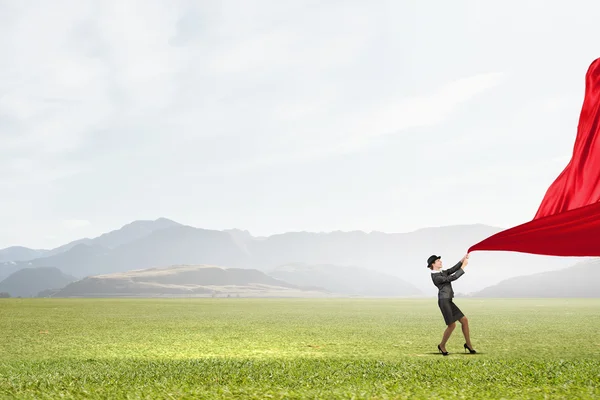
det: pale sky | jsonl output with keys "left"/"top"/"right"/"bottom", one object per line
{"left": 1, "top": 0, "right": 599, "bottom": 249}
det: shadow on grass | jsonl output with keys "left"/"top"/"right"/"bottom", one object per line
{"left": 425, "top": 352, "right": 485, "bottom": 355}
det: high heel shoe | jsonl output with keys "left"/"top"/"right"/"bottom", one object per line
{"left": 437, "top": 344, "right": 449, "bottom": 356}
{"left": 464, "top": 343, "right": 476, "bottom": 354}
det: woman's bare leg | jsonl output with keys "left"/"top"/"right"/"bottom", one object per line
{"left": 459, "top": 316, "right": 473, "bottom": 349}
{"left": 439, "top": 322, "right": 455, "bottom": 351}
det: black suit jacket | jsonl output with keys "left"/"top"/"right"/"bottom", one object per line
{"left": 431, "top": 261, "right": 465, "bottom": 299}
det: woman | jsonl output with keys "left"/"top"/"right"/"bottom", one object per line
{"left": 428, "top": 253, "right": 476, "bottom": 355}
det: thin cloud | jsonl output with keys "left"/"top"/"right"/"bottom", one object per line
{"left": 205, "top": 71, "right": 506, "bottom": 174}
{"left": 0, "top": 0, "right": 598, "bottom": 248}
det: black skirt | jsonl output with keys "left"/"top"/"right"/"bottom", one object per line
{"left": 438, "top": 298, "right": 465, "bottom": 325}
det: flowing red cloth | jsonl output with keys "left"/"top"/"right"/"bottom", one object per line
{"left": 469, "top": 58, "right": 600, "bottom": 256}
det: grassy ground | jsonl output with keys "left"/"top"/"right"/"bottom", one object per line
{"left": 0, "top": 298, "right": 598, "bottom": 399}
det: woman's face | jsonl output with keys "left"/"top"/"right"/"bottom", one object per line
{"left": 432, "top": 259, "right": 442, "bottom": 269}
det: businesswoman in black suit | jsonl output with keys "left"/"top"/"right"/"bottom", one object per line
{"left": 428, "top": 253, "right": 476, "bottom": 355}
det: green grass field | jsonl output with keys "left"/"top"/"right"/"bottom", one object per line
{"left": 0, "top": 298, "right": 599, "bottom": 399}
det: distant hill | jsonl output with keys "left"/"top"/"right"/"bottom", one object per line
{"left": 242, "top": 225, "right": 579, "bottom": 295}
{"left": 470, "top": 258, "right": 600, "bottom": 297}
{"left": 0, "top": 219, "right": 582, "bottom": 295}
{"left": 44, "top": 218, "right": 182, "bottom": 256}
{"left": 0, "top": 218, "right": 181, "bottom": 263}
{"left": 0, "top": 267, "right": 77, "bottom": 297}
{"left": 53, "top": 265, "right": 328, "bottom": 298}
{"left": 268, "top": 263, "right": 422, "bottom": 296}
{"left": 0, "top": 246, "right": 48, "bottom": 262}
{"left": 0, "top": 243, "right": 111, "bottom": 281}
{"left": 0, "top": 218, "right": 183, "bottom": 279}
{"left": 9, "top": 225, "right": 250, "bottom": 279}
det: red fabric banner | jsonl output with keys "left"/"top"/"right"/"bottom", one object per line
{"left": 469, "top": 57, "right": 600, "bottom": 256}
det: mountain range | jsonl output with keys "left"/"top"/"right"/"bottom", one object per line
{"left": 52, "top": 265, "right": 330, "bottom": 298}
{"left": 470, "top": 258, "right": 600, "bottom": 297}
{"left": 0, "top": 217, "right": 590, "bottom": 297}
{"left": 0, "top": 247, "right": 48, "bottom": 262}
{"left": 268, "top": 263, "right": 422, "bottom": 297}
{"left": 0, "top": 267, "right": 77, "bottom": 297}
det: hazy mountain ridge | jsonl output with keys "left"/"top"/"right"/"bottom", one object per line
{"left": 0, "top": 267, "right": 77, "bottom": 297}
{"left": 43, "top": 218, "right": 183, "bottom": 257}
{"left": 0, "top": 218, "right": 182, "bottom": 263}
{"left": 243, "top": 225, "right": 580, "bottom": 295}
{"left": 53, "top": 265, "right": 329, "bottom": 298}
{"left": 0, "top": 218, "right": 585, "bottom": 296}
{"left": 469, "top": 258, "right": 600, "bottom": 298}
{"left": 268, "top": 262, "right": 422, "bottom": 296}
{"left": 1, "top": 243, "right": 112, "bottom": 281}
{"left": 0, "top": 246, "right": 48, "bottom": 262}
{"left": 0, "top": 220, "right": 246, "bottom": 279}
